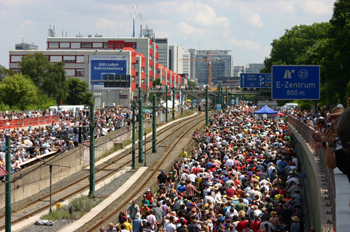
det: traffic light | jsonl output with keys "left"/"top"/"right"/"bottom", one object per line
{"left": 348, "top": 97, "right": 350, "bottom": 107}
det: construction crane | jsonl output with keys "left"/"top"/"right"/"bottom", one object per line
{"left": 181, "top": 51, "right": 218, "bottom": 88}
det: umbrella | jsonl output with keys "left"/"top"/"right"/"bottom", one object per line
{"left": 187, "top": 99, "right": 192, "bottom": 102}
{"left": 278, "top": 112, "right": 285, "bottom": 116}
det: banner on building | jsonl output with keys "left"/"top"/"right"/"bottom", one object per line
{"left": 89, "top": 55, "right": 129, "bottom": 89}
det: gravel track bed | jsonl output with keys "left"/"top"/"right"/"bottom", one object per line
{"left": 95, "top": 170, "right": 135, "bottom": 198}
{"left": 17, "top": 113, "right": 201, "bottom": 232}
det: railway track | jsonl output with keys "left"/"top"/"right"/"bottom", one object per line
{"left": 85, "top": 113, "right": 206, "bottom": 232}
{"left": 0, "top": 111, "right": 204, "bottom": 231}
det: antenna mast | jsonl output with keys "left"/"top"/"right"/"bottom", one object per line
{"left": 139, "top": 12, "right": 146, "bottom": 38}
{"left": 130, "top": 5, "right": 138, "bottom": 38}
{"left": 48, "top": 24, "right": 56, "bottom": 37}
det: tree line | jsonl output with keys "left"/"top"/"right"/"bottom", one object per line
{"left": 261, "top": 0, "right": 350, "bottom": 108}
{"left": 0, "top": 52, "right": 93, "bottom": 111}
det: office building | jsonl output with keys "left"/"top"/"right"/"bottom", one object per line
{"left": 182, "top": 51, "right": 191, "bottom": 78}
{"left": 233, "top": 65, "right": 245, "bottom": 77}
{"left": 9, "top": 36, "right": 183, "bottom": 107}
{"left": 195, "top": 50, "right": 233, "bottom": 85}
{"left": 169, "top": 45, "right": 185, "bottom": 74}
{"left": 188, "top": 48, "right": 196, "bottom": 80}
{"left": 15, "top": 42, "right": 38, "bottom": 50}
{"left": 154, "top": 38, "right": 169, "bottom": 68}
{"left": 245, "top": 63, "right": 265, "bottom": 73}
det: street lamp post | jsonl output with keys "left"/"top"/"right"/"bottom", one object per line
{"left": 119, "top": 91, "right": 122, "bottom": 107}
{"left": 107, "top": 90, "right": 110, "bottom": 108}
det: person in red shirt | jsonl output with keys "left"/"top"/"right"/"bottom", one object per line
{"left": 145, "top": 188, "right": 153, "bottom": 204}
{"left": 236, "top": 215, "right": 249, "bottom": 232}
{"left": 192, "top": 163, "right": 201, "bottom": 175}
{"left": 226, "top": 184, "right": 237, "bottom": 197}
{"left": 250, "top": 216, "right": 261, "bottom": 232}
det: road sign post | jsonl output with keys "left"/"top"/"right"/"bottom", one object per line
{"left": 272, "top": 65, "right": 320, "bottom": 100}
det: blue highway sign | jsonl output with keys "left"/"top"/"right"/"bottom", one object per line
{"left": 240, "top": 73, "right": 271, "bottom": 88}
{"left": 272, "top": 65, "right": 320, "bottom": 100}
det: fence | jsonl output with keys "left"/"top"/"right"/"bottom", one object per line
{"left": 288, "top": 116, "right": 335, "bottom": 230}
{"left": 0, "top": 116, "right": 59, "bottom": 129}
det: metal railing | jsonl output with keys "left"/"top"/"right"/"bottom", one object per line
{"left": 288, "top": 116, "right": 335, "bottom": 230}
{"left": 0, "top": 116, "right": 59, "bottom": 129}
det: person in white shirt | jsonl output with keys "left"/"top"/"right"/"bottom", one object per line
{"left": 165, "top": 217, "right": 176, "bottom": 232}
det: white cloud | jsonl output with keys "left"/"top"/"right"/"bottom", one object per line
{"left": 176, "top": 22, "right": 206, "bottom": 37}
{"left": 299, "top": 1, "right": 332, "bottom": 16}
{"left": 158, "top": 1, "right": 230, "bottom": 28}
{"left": 239, "top": 9, "right": 263, "bottom": 28}
{"left": 228, "top": 38, "right": 261, "bottom": 51}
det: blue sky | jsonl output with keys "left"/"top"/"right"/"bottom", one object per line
{"left": 0, "top": 0, "right": 336, "bottom": 68}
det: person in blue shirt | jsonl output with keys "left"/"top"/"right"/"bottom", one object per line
{"left": 278, "top": 159, "right": 287, "bottom": 171}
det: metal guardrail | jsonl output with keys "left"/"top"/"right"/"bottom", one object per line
{"left": 288, "top": 116, "right": 335, "bottom": 230}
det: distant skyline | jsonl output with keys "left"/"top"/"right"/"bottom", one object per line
{"left": 0, "top": 0, "right": 336, "bottom": 69}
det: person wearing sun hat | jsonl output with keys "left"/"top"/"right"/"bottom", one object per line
{"left": 289, "top": 215, "right": 300, "bottom": 232}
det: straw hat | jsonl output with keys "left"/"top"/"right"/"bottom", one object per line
{"left": 292, "top": 216, "right": 299, "bottom": 222}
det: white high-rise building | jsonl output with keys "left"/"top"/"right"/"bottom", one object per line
{"left": 182, "top": 52, "right": 191, "bottom": 78}
{"left": 188, "top": 48, "right": 196, "bottom": 80}
{"left": 169, "top": 45, "right": 184, "bottom": 74}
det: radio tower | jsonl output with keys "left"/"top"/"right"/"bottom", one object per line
{"left": 130, "top": 5, "right": 138, "bottom": 38}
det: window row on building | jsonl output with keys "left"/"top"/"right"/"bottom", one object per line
{"left": 10, "top": 55, "right": 85, "bottom": 63}
{"left": 48, "top": 41, "right": 137, "bottom": 50}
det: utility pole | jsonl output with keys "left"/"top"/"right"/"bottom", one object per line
{"left": 165, "top": 85, "right": 168, "bottom": 122}
{"left": 218, "top": 84, "right": 221, "bottom": 106}
{"left": 138, "top": 87, "right": 142, "bottom": 102}
{"left": 132, "top": 103, "right": 136, "bottom": 169}
{"left": 139, "top": 98, "right": 143, "bottom": 163}
{"left": 152, "top": 95, "right": 157, "bottom": 153}
{"left": 5, "top": 135, "right": 11, "bottom": 232}
{"left": 172, "top": 87, "right": 175, "bottom": 120}
{"left": 206, "top": 86, "right": 209, "bottom": 125}
{"left": 144, "top": 133, "right": 147, "bottom": 166}
{"left": 226, "top": 86, "right": 228, "bottom": 109}
{"left": 89, "top": 104, "right": 95, "bottom": 198}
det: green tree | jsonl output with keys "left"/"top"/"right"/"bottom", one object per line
{"left": 66, "top": 78, "right": 93, "bottom": 105}
{"left": 19, "top": 52, "right": 68, "bottom": 106}
{"left": 18, "top": 52, "right": 51, "bottom": 86}
{"left": 187, "top": 79, "right": 197, "bottom": 87}
{"left": 153, "top": 78, "right": 162, "bottom": 87}
{"left": 0, "top": 64, "right": 14, "bottom": 81}
{"left": 261, "top": 22, "right": 331, "bottom": 73}
{"left": 326, "top": 0, "right": 350, "bottom": 105}
{"left": 0, "top": 74, "right": 39, "bottom": 110}
{"left": 42, "top": 62, "right": 68, "bottom": 106}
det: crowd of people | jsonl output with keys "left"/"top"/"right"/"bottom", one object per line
{"left": 0, "top": 104, "right": 193, "bottom": 174}
{"left": 101, "top": 104, "right": 311, "bottom": 232}
{"left": 0, "top": 107, "right": 150, "bottom": 173}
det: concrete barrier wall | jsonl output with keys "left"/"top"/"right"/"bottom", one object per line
{"left": 0, "top": 111, "right": 183, "bottom": 209}
{"left": 289, "top": 123, "right": 334, "bottom": 232}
